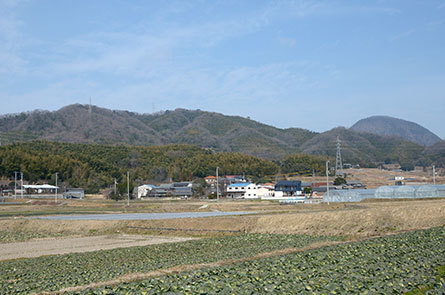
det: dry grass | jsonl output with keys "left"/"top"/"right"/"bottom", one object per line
{"left": 1, "top": 199, "right": 444, "bottom": 242}
{"left": 298, "top": 167, "right": 445, "bottom": 189}
{"left": 252, "top": 199, "right": 445, "bottom": 238}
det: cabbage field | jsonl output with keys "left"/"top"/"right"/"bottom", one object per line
{"left": 72, "top": 227, "right": 444, "bottom": 294}
{"left": 0, "top": 233, "right": 337, "bottom": 294}
{"left": 1, "top": 228, "right": 443, "bottom": 294}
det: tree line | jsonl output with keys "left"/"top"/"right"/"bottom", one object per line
{"left": 0, "top": 141, "right": 325, "bottom": 193}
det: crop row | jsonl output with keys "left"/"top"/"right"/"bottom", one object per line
{"left": 0, "top": 233, "right": 337, "bottom": 294}
{"left": 74, "top": 227, "right": 445, "bottom": 294}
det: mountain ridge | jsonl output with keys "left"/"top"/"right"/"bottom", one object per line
{"left": 0, "top": 104, "right": 440, "bottom": 166}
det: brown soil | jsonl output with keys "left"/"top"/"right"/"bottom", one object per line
{"left": 0, "top": 235, "right": 195, "bottom": 260}
{"left": 299, "top": 167, "right": 445, "bottom": 189}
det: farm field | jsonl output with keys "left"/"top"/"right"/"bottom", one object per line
{"left": 1, "top": 198, "right": 443, "bottom": 243}
{"left": 298, "top": 167, "right": 445, "bottom": 189}
{"left": 0, "top": 235, "right": 195, "bottom": 260}
{"left": 0, "top": 233, "right": 338, "bottom": 294}
{"left": 70, "top": 227, "right": 445, "bottom": 295}
{"left": 0, "top": 198, "right": 444, "bottom": 294}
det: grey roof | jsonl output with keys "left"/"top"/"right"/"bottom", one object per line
{"left": 173, "top": 182, "right": 192, "bottom": 187}
{"left": 158, "top": 183, "right": 174, "bottom": 189}
{"left": 276, "top": 180, "right": 301, "bottom": 186}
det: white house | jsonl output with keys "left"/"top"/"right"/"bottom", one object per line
{"left": 258, "top": 183, "right": 284, "bottom": 200}
{"left": 226, "top": 182, "right": 259, "bottom": 199}
{"left": 257, "top": 183, "right": 275, "bottom": 198}
{"left": 137, "top": 184, "right": 157, "bottom": 199}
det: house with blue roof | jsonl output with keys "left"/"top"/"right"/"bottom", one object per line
{"left": 274, "top": 180, "right": 302, "bottom": 197}
{"left": 226, "top": 182, "right": 259, "bottom": 199}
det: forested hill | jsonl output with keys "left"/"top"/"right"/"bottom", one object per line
{"left": 350, "top": 115, "right": 441, "bottom": 146}
{"left": 300, "top": 127, "right": 428, "bottom": 169}
{"left": 0, "top": 104, "right": 316, "bottom": 159}
{"left": 0, "top": 141, "right": 328, "bottom": 193}
{"left": 0, "top": 104, "right": 441, "bottom": 167}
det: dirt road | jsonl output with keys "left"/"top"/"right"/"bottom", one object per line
{"left": 0, "top": 235, "right": 195, "bottom": 260}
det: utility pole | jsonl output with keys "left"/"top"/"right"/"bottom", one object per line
{"left": 127, "top": 171, "right": 130, "bottom": 207}
{"left": 114, "top": 178, "right": 117, "bottom": 195}
{"left": 433, "top": 165, "right": 436, "bottom": 185}
{"left": 14, "top": 172, "right": 18, "bottom": 199}
{"left": 216, "top": 167, "right": 219, "bottom": 201}
{"left": 55, "top": 172, "right": 58, "bottom": 203}
{"left": 20, "top": 172, "right": 23, "bottom": 199}
{"left": 326, "top": 161, "right": 330, "bottom": 205}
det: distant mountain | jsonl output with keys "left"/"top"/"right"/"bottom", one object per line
{"left": 300, "top": 127, "right": 425, "bottom": 166}
{"left": 0, "top": 104, "right": 316, "bottom": 159}
{"left": 1, "top": 105, "right": 444, "bottom": 167}
{"left": 350, "top": 115, "right": 441, "bottom": 146}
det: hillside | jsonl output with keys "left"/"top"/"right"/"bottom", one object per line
{"left": 424, "top": 140, "right": 445, "bottom": 168}
{"left": 0, "top": 105, "right": 442, "bottom": 167}
{"left": 0, "top": 105, "right": 316, "bottom": 159}
{"left": 350, "top": 115, "right": 441, "bottom": 146}
{"left": 300, "top": 127, "right": 426, "bottom": 167}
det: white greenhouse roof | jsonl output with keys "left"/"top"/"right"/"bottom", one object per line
{"left": 23, "top": 184, "right": 59, "bottom": 189}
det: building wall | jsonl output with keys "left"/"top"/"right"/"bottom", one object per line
{"left": 227, "top": 183, "right": 259, "bottom": 199}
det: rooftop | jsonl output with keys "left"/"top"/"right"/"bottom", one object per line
{"left": 228, "top": 182, "right": 252, "bottom": 188}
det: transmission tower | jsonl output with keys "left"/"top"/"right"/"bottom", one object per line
{"left": 335, "top": 136, "right": 343, "bottom": 177}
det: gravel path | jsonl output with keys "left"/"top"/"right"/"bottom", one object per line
{"left": 0, "top": 235, "right": 195, "bottom": 260}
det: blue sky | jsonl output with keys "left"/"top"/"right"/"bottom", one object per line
{"left": 1, "top": 0, "right": 444, "bottom": 138}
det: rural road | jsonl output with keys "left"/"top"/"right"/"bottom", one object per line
{"left": 0, "top": 235, "right": 195, "bottom": 260}
{"left": 32, "top": 211, "right": 257, "bottom": 220}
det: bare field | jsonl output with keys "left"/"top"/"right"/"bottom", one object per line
{"left": 0, "top": 235, "right": 195, "bottom": 260}
{"left": 0, "top": 198, "right": 292, "bottom": 218}
{"left": 298, "top": 167, "right": 444, "bottom": 189}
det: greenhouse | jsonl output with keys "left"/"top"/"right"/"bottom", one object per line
{"left": 324, "top": 185, "right": 445, "bottom": 202}
{"left": 323, "top": 189, "right": 376, "bottom": 203}
{"left": 415, "top": 185, "right": 445, "bottom": 198}
{"left": 375, "top": 186, "right": 397, "bottom": 199}
{"left": 393, "top": 185, "right": 420, "bottom": 199}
